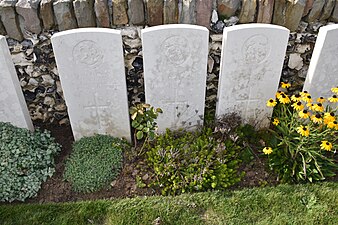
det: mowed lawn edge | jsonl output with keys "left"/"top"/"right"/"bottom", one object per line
{"left": 0, "top": 182, "right": 337, "bottom": 225}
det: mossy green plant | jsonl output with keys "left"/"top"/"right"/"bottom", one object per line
{"left": 63, "top": 135, "right": 128, "bottom": 193}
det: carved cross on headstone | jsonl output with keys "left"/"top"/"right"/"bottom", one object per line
{"left": 83, "top": 92, "right": 111, "bottom": 130}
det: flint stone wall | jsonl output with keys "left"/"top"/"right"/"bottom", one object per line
{"left": 2, "top": 0, "right": 338, "bottom": 124}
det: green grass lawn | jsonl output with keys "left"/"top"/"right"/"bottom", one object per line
{"left": 1, "top": 182, "right": 337, "bottom": 225}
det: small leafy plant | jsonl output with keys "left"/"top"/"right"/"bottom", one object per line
{"left": 263, "top": 83, "right": 338, "bottom": 183}
{"left": 130, "top": 103, "right": 162, "bottom": 144}
{"left": 0, "top": 122, "right": 61, "bottom": 202}
{"left": 145, "top": 128, "right": 244, "bottom": 195}
{"left": 63, "top": 135, "right": 127, "bottom": 193}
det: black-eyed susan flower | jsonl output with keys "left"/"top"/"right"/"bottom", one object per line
{"left": 300, "top": 91, "right": 310, "bottom": 98}
{"left": 313, "top": 103, "right": 324, "bottom": 112}
{"left": 331, "top": 86, "right": 338, "bottom": 94}
{"left": 296, "top": 125, "right": 310, "bottom": 136}
{"left": 320, "top": 141, "right": 332, "bottom": 151}
{"left": 324, "top": 112, "right": 335, "bottom": 124}
{"left": 272, "top": 118, "right": 280, "bottom": 126}
{"left": 311, "top": 113, "right": 323, "bottom": 124}
{"left": 302, "top": 95, "right": 313, "bottom": 103}
{"left": 307, "top": 103, "right": 315, "bottom": 111}
{"left": 299, "top": 109, "right": 310, "bottom": 119}
{"left": 263, "top": 147, "right": 273, "bottom": 155}
{"left": 317, "top": 97, "right": 326, "bottom": 103}
{"left": 291, "top": 94, "right": 302, "bottom": 102}
{"left": 275, "top": 91, "right": 284, "bottom": 99}
{"left": 327, "top": 121, "right": 338, "bottom": 129}
{"left": 328, "top": 95, "right": 338, "bottom": 103}
{"left": 292, "top": 101, "right": 304, "bottom": 111}
{"left": 278, "top": 93, "right": 291, "bottom": 104}
{"left": 281, "top": 82, "right": 291, "bottom": 88}
{"left": 266, "top": 98, "right": 277, "bottom": 107}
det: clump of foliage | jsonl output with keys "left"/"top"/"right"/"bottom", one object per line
{"left": 0, "top": 122, "right": 61, "bottom": 202}
{"left": 130, "top": 103, "right": 162, "bottom": 141}
{"left": 145, "top": 124, "right": 244, "bottom": 195}
{"left": 264, "top": 83, "right": 338, "bottom": 183}
{"left": 64, "top": 135, "right": 127, "bottom": 193}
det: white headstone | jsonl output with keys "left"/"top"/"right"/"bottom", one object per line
{"left": 216, "top": 24, "right": 289, "bottom": 127}
{"left": 51, "top": 28, "right": 131, "bottom": 141}
{"left": 142, "top": 24, "right": 209, "bottom": 132}
{"left": 303, "top": 24, "right": 338, "bottom": 99}
{"left": 0, "top": 35, "right": 33, "bottom": 130}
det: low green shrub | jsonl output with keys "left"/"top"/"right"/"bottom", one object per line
{"left": 63, "top": 135, "right": 127, "bottom": 193}
{"left": 0, "top": 122, "right": 61, "bottom": 202}
{"left": 145, "top": 128, "right": 244, "bottom": 195}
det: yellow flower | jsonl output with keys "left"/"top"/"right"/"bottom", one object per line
{"left": 311, "top": 114, "right": 323, "bottom": 124}
{"left": 302, "top": 95, "right": 313, "bottom": 103}
{"left": 317, "top": 97, "right": 326, "bottom": 103}
{"left": 275, "top": 91, "right": 284, "bottom": 99}
{"left": 331, "top": 86, "right": 338, "bottom": 94}
{"left": 324, "top": 112, "right": 335, "bottom": 124}
{"left": 299, "top": 109, "right": 310, "bottom": 119}
{"left": 300, "top": 91, "right": 310, "bottom": 98}
{"left": 327, "top": 121, "right": 338, "bottom": 129}
{"left": 278, "top": 93, "right": 291, "bottom": 104}
{"left": 266, "top": 98, "right": 277, "bottom": 107}
{"left": 320, "top": 141, "right": 332, "bottom": 151}
{"left": 281, "top": 82, "right": 291, "bottom": 88}
{"left": 313, "top": 103, "right": 324, "bottom": 112}
{"left": 263, "top": 147, "right": 273, "bottom": 155}
{"left": 307, "top": 103, "right": 315, "bottom": 111}
{"left": 296, "top": 125, "right": 310, "bottom": 136}
{"left": 291, "top": 94, "right": 302, "bottom": 102}
{"left": 328, "top": 95, "right": 338, "bottom": 103}
{"left": 272, "top": 118, "right": 280, "bottom": 126}
{"left": 292, "top": 101, "right": 304, "bottom": 111}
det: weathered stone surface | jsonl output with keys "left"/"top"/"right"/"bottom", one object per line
{"left": 53, "top": 0, "right": 78, "bottom": 31}
{"left": 257, "top": 0, "right": 274, "bottom": 23}
{"left": 15, "top": 0, "right": 41, "bottom": 34}
{"left": 196, "top": 0, "right": 212, "bottom": 28}
{"left": 0, "top": 19, "right": 6, "bottom": 35}
{"left": 320, "top": 0, "right": 335, "bottom": 21}
{"left": 218, "top": 0, "right": 241, "bottom": 18}
{"left": 331, "top": 0, "right": 338, "bottom": 22}
{"left": 239, "top": 0, "right": 257, "bottom": 23}
{"left": 180, "top": 0, "right": 196, "bottom": 24}
{"left": 73, "top": 0, "right": 96, "bottom": 27}
{"left": 0, "top": 35, "right": 33, "bottom": 130}
{"left": 216, "top": 24, "right": 289, "bottom": 128}
{"left": 0, "top": 0, "right": 23, "bottom": 41}
{"left": 128, "top": 0, "right": 144, "bottom": 25}
{"left": 306, "top": 0, "right": 325, "bottom": 22}
{"left": 163, "top": 0, "right": 178, "bottom": 24}
{"left": 273, "top": 0, "right": 306, "bottom": 31}
{"left": 51, "top": 28, "right": 131, "bottom": 141}
{"left": 285, "top": 0, "right": 306, "bottom": 31}
{"left": 302, "top": 0, "right": 314, "bottom": 16}
{"left": 112, "top": 0, "right": 128, "bottom": 25}
{"left": 94, "top": 0, "right": 110, "bottom": 27}
{"left": 303, "top": 24, "right": 338, "bottom": 99}
{"left": 147, "top": 0, "right": 163, "bottom": 26}
{"left": 142, "top": 25, "right": 209, "bottom": 132}
{"left": 288, "top": 53, "right": 303, "bottom": 70}
{"left": 40, "top": 0, "right": 55, "bottom": 30}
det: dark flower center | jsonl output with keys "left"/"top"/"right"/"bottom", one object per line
{"left": 303, "top": 110, "right": 308, "bottom": 113}
{"left": 334, "top": 121, "right": 338, "bottom": 125}
{"left": 269, "top": 99, "right": 274, "bottom": 103}
{"left": 330, "top": 112, "right": 335, "bottom": 116}
{"left": 297, "top": 102, "right": 302, "bottom": 106}
{"left": 281, "top": 94, "right": 286, "bottom": 98}
{"left": 302, "top": 127, "right": 307, "bottom": 131}
{"left": 333, "top": 95, "right": 337, "bottom": 98}
{"left": 307, "top": 96, "right": 311, "bottom": 99}
{"left": 303, "top": 91, "right": 308, "bottom": 93}
{"left": 317, "top": 103, "right": 322, "bottom": 107}
{"left": 326, "top": 142, "right": 330, "bottom": 145}
{"left": 295, "top": 94, "right": 301, "bottom": 98}
{"left": 315, "top": 114, "right": 321, "bottom": 118}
